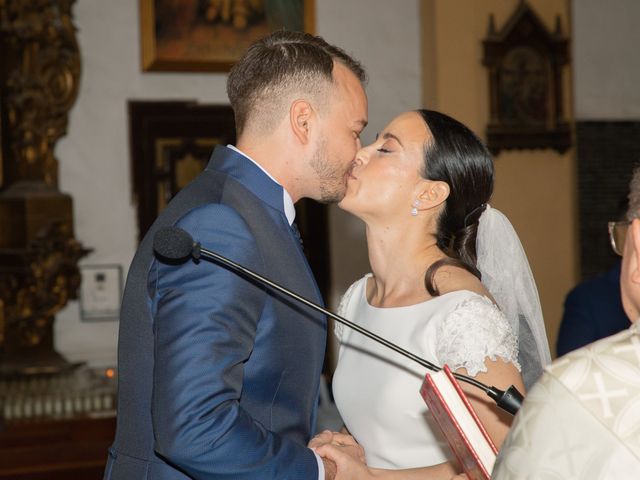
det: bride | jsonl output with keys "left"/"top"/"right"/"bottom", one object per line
{"left": 313, "top": 110, "right": 551, "bottom": 478}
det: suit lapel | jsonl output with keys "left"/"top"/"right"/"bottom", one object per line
{"left": 207, "top": 145, "right": 323, "bottom": 306}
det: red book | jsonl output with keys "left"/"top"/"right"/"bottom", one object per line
{"left": 420, "top": 365, "right": 497, "bottom": 480}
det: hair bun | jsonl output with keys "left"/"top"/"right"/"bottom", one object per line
{"left": 463, "top": 203, "right": 487, "bottom": 227}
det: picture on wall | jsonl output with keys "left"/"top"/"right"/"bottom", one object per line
{"left": 140, "top": 0, "right": 315, "bottom": 71}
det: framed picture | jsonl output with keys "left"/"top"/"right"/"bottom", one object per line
{"left": 140, "top": 0, "right": 315, "bottom": 72}
{"left": 79, "top": 265, "right": 123, "bottom": 321}
{"left": 482, "top": 2, "right": 571, "bottom": 155}
{"left": 128, "top": 101, "right": 236, "bottom": 238}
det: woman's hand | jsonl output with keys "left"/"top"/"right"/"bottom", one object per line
{"left": 308, "top": 430, "right": 366, "bottom": 464}
{"left": 315, "top": 442, "right": 372, "bottom": 480}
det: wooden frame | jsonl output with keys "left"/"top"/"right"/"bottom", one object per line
{"left": 482, "top": 2, "right": 571, "bottom": 155}
{"left": 128, "top": 101, "right": 236, "bottom": 238}
{"left": 140, "top": 0, "right": 315, "bottom": 72}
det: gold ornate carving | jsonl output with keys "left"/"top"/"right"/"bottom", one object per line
{"left": 2, "top": 223, "right": 87, "bottom": 346}
{"left": 0, "top": 1, "right": 88, "bottom": 375}
{"left": 1, "top": 0, "right": 81, "bottom": 187}
{"left": 0, "top": 224, "right": 90, "bottom": 374}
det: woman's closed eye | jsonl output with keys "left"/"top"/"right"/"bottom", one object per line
{"left": 377, "top": 140, "right": 395, "bottom": 154}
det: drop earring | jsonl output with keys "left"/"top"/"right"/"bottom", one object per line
{"left": 411, "top": 200, "right": 419, "bottom": 216}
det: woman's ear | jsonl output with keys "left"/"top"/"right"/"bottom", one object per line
{"left": 417, "top": 180, "right": 450, "bottom": 210}
{"left": 290, "top": 99, "right": 314, "bottom": 145}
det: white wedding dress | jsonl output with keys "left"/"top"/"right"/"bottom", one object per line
{"left": 332, "top": 274, "right": 521, "bottom": 469}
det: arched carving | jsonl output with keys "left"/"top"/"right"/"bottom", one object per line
{"left": 482, "top": 1, "right": 571, "bottom": 155}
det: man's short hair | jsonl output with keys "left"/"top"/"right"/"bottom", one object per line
{"left": 227, "top": 30, "right": 366, "bottom": 136}
{"left": 628, "top": 166, "right": 640, "bottom": 220}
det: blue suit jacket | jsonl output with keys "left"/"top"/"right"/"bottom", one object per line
{"left": 557, "top": 261, "right": 630, "bottom": 356}
{"left": 104, "top": 146, "right": 326, "bottom": 479}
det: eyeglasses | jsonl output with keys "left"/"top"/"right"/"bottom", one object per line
{"left": 608, "top": 221, "right": 631, "bottom": 256}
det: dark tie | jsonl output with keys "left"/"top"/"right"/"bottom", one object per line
{"left": 291, "top": 222, "right": 304, "bottom": 248}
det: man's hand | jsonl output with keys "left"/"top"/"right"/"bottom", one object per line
{"left": 322, "top": 457, "right": 337, "bottom": 480}
{"left": 315, "top": 443, "right": 371, "bottom": 480}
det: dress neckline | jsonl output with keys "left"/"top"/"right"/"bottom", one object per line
{"left": 362, "top": 274, "right": 479, "bottom": 311}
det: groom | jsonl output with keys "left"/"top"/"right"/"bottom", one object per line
{"left": 104, "top": 31, "right": 368, "bottom": 480}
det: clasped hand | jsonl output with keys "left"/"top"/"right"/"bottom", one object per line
{"left": 308, "top": 430, "right": 369, "bottom": 479}
{"left": 309, "top": 431, "right": 469, "bottom": 480}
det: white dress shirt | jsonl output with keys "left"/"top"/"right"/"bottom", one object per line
{"left": 227, "top": 145, "right": 296, "bottom": 225}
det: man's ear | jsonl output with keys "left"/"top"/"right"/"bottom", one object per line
{"left": 416, "top": 180, "right": 450, "bottom": 210}
{"left": 629, "top": 219, "right": 640, "bottom": 285}
{"left": 290, "top": 99, "right": 314, "bottom": 145}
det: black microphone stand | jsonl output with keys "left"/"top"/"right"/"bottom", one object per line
{"left": 190, "top": 242, "right": 523, "bottom": 415}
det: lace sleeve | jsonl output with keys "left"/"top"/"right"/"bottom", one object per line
{"left": 334, "top": 281, "right": 359, "bottom": 342}
{"left": 436, "top": 295, "right": 521, "bottom": 377}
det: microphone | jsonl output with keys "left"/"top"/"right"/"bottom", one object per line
{"left": 153, "top": 226, "right": 523, "bottom": 415}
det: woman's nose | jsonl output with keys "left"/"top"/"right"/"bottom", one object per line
{"left": 354, "top": 146, "right": 369, "bottom": 166}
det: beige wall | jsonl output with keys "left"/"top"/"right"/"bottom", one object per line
{"left": 573, "top": 0, "right": 640, "bottom": 119}
{"left": 421, "top": 0, "right": 578, "bottom": 356}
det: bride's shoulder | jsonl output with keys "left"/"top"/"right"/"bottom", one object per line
{"left": 337, "top": 274, "right": 370, "bottom": 314}
{"left": 433, "top": 264, "right": 496, "bottom": 304}
{"left": 348, "top": 273, "right": 371, "bottom": 293}
{"left": 335, "top": 274, "right": 371, "bottom": 341}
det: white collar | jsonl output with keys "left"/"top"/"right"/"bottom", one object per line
{"left": 227, "top": 144, "right": 296, "bottom": 225}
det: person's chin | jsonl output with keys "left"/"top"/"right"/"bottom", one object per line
{"left": 320, "top": 186, "right": 347, "bottom": 204}
{"left": 337, "top": 194, "right": 357, "bottom": 213}
{"left": 321, "top": 179, "right": 350, "bottom": 204}
{"left": 338, "top": 201, "right": 366, "bottom": 222}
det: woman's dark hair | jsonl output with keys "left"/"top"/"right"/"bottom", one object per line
{"left": 417, "top": 109, "right": 494, "bottom": 296}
